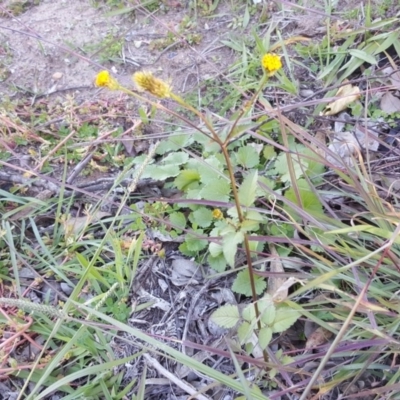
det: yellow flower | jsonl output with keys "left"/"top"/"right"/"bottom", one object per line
{"left": 261, "top": 53, "right": 282, "bottom": 75}
{"left": 133, "top": 71, "right": 172, "bottom": 98}
{"left": 95, "top": 70, "right": 120, "bottom": 90}
{"left": 212, "top": 209, "right": 223, "bottom": 220}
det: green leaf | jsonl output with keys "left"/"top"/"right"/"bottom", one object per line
{"left": 169, "top": 212, "right": 186, "bottom": 231}
{"left": 207, "top": 253, "right": 227, "bottom": 272}
{"left": 272, "top": 307, "right": 300, "bottom": 333}
{"left": 243, "top": 5, "right": 250, "bottom": 28}
{"left": 237, "top": 321, "right": 253, "bottom": 344}
{"left": 348, "top": 49, "right": 377, "bottom": 64}
{"left": 162, "top": 151, "right": 189, "bottom": 165}
{"left": 263, "top": 145, "right": 276, "bottom": 160}
{"left": 240, "top": 210, "right": 264, "bottom": 232}
{"left": 260, "top": 300, "right": 276, "bottom": 326}
{"left": 304, "top": 148, "right": 325, "bottom": 182}
{"left": 185, "top": 230, "right": 208, "bottom": 252}
{"left": 142, "top": 164, "right": 180, "bottom": 180}
{"left": 259, "top": 326, "right": 273, "bottom": 349}
{"left": 210, "top": 304, "right": 240, "bottom": 328}
{"left": 256, "top": 176, "right": 275, "bottom": 196}
{"left": 232, "top": 269, "right": 266, "bottom": 296}
{"left": 198, "top": 156, "right": 223, "bottom": 184}
{"left": 242, "top": 303, "right": 256, "bottom": 322}
{"left": 174, "top": 170, "right": 200, "bottom": 190}
{"left": 238, "top": 170, "right": 258, "bottom": 207}
{"left": 236, "top": 145, "right": 259, "bottom": 168}
{"left": 200, "top": 178, "right": 231, "bottom": 202}
{"left": 191, "top": 207, "right": 213, "bottom": 228}
{"left": 222, "top": 231, "right": 244, "bottom": 267}
{"left": 272, "top": 153, "right": 305, "bottom": 183}
{"left": 156, "top": 132, "right": 193, "bottom": 154}
{"left": 209, "top": 242, "right": 223, "bottom": 257}
{"left": 178, "top": 242, "right": 197, "bottom": 256}
{"left": 221, "top": 39, "right": 243, "bottom": 52}
{"left": 284, "top": 179, "right": 323, "bottom": 216}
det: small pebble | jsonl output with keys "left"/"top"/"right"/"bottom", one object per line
{"left": 52, "top": 72, "right": 63, "bottom": 80}
{"left": 60, "top": 282, "right": 73, "bottom": 295}
{"left": 19, "top": 267, "right": 36, "bottom": 279}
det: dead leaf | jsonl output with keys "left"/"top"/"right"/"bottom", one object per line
{"left": 354, "top": 123, "right": 379, "bottom": 151}
{"left": 326, "top": 131, "right": 360, "bottom": 167}
{"left": 321, "top": 82, "right": 361, "bottom": 116}
{"left": 267, "top": 243, "right": 286, "bottom": 299}
{"left": 63, "top": 211, "right": 110, "bottom": 236}
{"left": 390, "top": 71, "right": 400, "bottom": 90}
{"left": 305, "top": 326, "right": 333, "bottom": 349}
{"left": 170, "top": 258, "right": 203, "bottom": 286}
{"left": 380, "top": 91, "right": 400, "bottom": 113}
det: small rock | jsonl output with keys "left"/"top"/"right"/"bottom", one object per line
{"left": 300, "top": 89, "right": 314, "bottom": 98}
{"left": 19, "top": 267, "right": 36, "bottom": 279}
{"left": 52, "top": 72, "right": 63, "bottom": 80}
{"left": 134, "top": 40, "right": 142, "bottom": 48}
{"left": 60, "top": 282, "right": 73, "bottom": 295}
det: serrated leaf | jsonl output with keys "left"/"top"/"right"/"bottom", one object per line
{"left": 192, "top": 207, "right": 213, "bottom": 228}
{"left": 174, "top": 170, "right": 200, "bottom": 191}
{"left": 236, "top": 145, "right": 259, "bottom": 168}
{"left": 198, "top": 156, "right": 223, "bottom": 183}
{"left": 260, "top": 302, "right": 276, "bottom": 326}
{"left": 185, "top": 230, "right": 208, "bottom": 252}
{"left": 207, "top": 253, "right": 227, "bottom": 272}
{"left": 169, "top": 212, "right": 186, "bottom": 231}
{"left": 209, "top": 241, "right": 223, "bottom": 257}
{"left": 210, "top": 304, "right": 240, "bottom": 328}
{"left": 272, "top": 307, "right": 300, "bottom": 333}
{"left": 263, "top": 145, "right": 276, "bottom": 160}
{"left": 272, "top": 153, "right": 305, "bottom": 183}
{"left": 222, "top": 231, "right": 244, "bottom": 267}
{"left": 240, "top": 219, "right": 260, "bottom": 232}
{"left": 256, "top": 176, "right": 275, "bottom": 195}
{"left": 242, "top": 303, "right": 256, "bottom": 322}
{"left": 238, "top": 170, "right": 258, "bottom": 207}
{"left": 259, "top": 326, "right": 273, "bottom": 349}
{"left": 156, "top": 132, "right": 193, "bottom": 155}
{"left": 142, "top": 164, "right": 180, "bottom": 180}
{"left": 237, "top": 321, "right": 253, "bottom": 344}
{"left": 232, "top": 269, "right": 266, "bottom": 296}
{"left": 178, "top": 242, "right": 197, "bottom": 257}
{"left": 200, "top": 178, "right": 231, "bottom": 202}
{"left": 304, "top": 148, "right": 325, "bottom": 182}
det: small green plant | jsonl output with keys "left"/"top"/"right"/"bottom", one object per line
{"left": 92, "top": 53, "right": 304, "bottom": 376}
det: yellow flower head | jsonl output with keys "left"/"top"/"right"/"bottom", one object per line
{"left": 212, "top": 209, "right": 223, "bottom": 220}
{"left": 261, "top": 53, "right": 282, "bottom": 76}
{"left": 95, "top": 70, "right": 120, "bottom": 90}
{"left": 133, "top": 71, "right": 172, "bottom": 98}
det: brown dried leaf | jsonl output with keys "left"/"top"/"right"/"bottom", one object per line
{"left": 305, "top": 326, "right": 333, "bottom": 349}
{"left": 380, "top": 91, "right": 400, "bottom": 113}
{"left": 267, "top": 243, "right": 286, "bottom": 299}
{"left": 64, "top": 211, "right": 110, "bottom": 236}
{"left": 321, "top": 83, "right": 361, "bottom": 116}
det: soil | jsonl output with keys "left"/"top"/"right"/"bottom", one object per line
{"left": 0, "top": 0, "right": 235, "bottom": 102}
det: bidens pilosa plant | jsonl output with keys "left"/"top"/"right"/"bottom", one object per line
{"left": 95, "top": 53, "right": 301, "bottom": 361}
